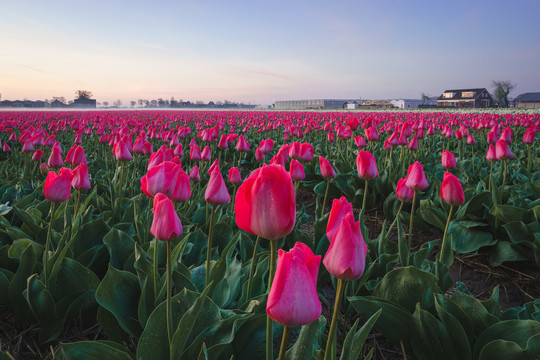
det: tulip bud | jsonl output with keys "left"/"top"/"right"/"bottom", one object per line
{"left": 228, "top": 167, "right": 242, "bottom": 185}
{"left": 319, "top": 156, "right": 336, "bottom": 179}
{"left": 72, "top": 163, "right": 91, "bottom": 190}
{"left": 44, "top": 168, "right": 73, "bottom": 203}
{"left": 326, "top": 196, "right": 354, "bottom": 242}
{"left": 440, "top": 172, "right": 465, "bottom": 206}
{"left": 356, "top": 151, "right": 379, "bottom": 180}
{"left": 405, "top": 161, "right": 428, "bottom": 191}
{"left": 495, "top": 139, "right": 513, "bottom": 160}
{"left": 235, "top": 164, "right": 295, "bottom": 241}
{"left": 40, "top": 163, "right": 50, "bottom": 176}
{"left": 441, "top": 150, "right": 456, "bottom": 170}
{"left": 289, "top": 159, "right": 305, "bottom": 182}
{"left": 150, "top": 193, "right": 183, "bottom": 241}
{"left": 205, "top": 168, "right": 230, "bottom": 205}
{"left": 323, "top": 212, "right": 367, "bottom": 281}
{"left": 266, "top": 242, "right": 321, "bottom": 327}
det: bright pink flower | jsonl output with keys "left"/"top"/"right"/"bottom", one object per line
{"left": 405, "top": 162, "right": 429, "bottom": 191}
{"left": 205, "top": 168, "right": 230, "bottom": 205}
{"left": 441, "top": 150, "right": 456, "bottom": 170}
{"left": 48, "top": 146, "right": 64, "bottom": 168}
{"left": 486, "top": 144, "right": 497, "bottom": 162}
{"left": 356, "top": 151, "right": 379, "bottom": 180}
{"left": 266, "top": 242, "right": 321, "bottom": 327}
{"left": 190, "top": 145, "right": 201, "bottom": 161}
{"left": 141, "top": 161, "right": 191, "bottom": 202}
{"left": 299, "top": 143, "right": 314, "bottom": 162}
{"left": 467, "top": 134, "right": 476, "bottom": 145}
{"left": 22, "top": 140, "right": 35, "bottom": 153}
{"left": 151, "top": 193, "right": 183, "bottom": 241}
{"left": 523, "top": 128, "right": 535, "bottom": 144}
{"left": 113, "top": 140, "right": 132, "bottom": 161}
{"left": 235, "top": 134, "right": 250, "bottom": 152}
{"left": 189, "top": 166, "right": 200, "bottom": 182}
{"left": 201, "top": 145, "right": 211, "bottom": 162}
{"left": 323, "top": 212, "right": 367, "bottom": 281}
{"left": 32, "top": 149, "right": 43, "bottom": 161}
{"left": 326, "top": 196, "right": 354, "bottom": 242}
{"left": 319, "top": 156, "right": 336, "bottom": 179}
{"left": 354, "top": 136, "right": 367, "bottom": 148}
{"left": 407, "top": 136, "right": 419, "bottom": 151}
{"left": 218, "top": 134, "right": 229, "bottom": 150}
{"left": 235, "top": 164, "right": 295, "bottom": 241}
{"left": 440, "top": 172, "right": 465, "bottom": 206}
{"left": 289, "top": 159, "right": 305, "bottom": 182}
{"left": 396, "top": 178, "right": 414, "bottom": 202}
{"left": 228, "top": 167, "right": 242, "bottom": 185}
{"left": 72, "top": 163, "right": 91, "bottom": 190}
{"left": 44, "top": 168, "right": 73, "bottom": 203}
{"left": 255, "top": 147, "right": 264, "bottom": 162}
{"left": 3, "top": 143, "right": 11, "bottom": 152}
{"left": 495, "top": 139, "right": 513, "bottom": 160}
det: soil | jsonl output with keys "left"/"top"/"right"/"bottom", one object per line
{"left": 2, "top": 190, "right": 540, "bottom": 360}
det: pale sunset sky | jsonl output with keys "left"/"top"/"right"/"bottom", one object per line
{"left": 1, "top": 0, "right": 539, "bottom": 105}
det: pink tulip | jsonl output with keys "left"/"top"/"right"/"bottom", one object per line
{"left": 44, "top": 168, "right": 73, "bottom": 203}
{"left": 189, "top": 166, "right": 200, "bottom": 182}
{"left": 319, "top": 156, "right": 336, "bottom": 179}
{"left": 228, "top": 167, "right": 242, "bottom": 185}
{"left": 486, "top": 144, "right": 497, "bottom": 162}
{"left": 150, "top": 193, "right": 183, "bottom": 241}
{"left": 141, "top": 161, "right": 191, "bottom": 202}
{"left": 356, "top": 151, "right": 379, "bottom": 180}
{"left": 289, "top": 159, "right": 305, "bottom": 182}
{"left": 441, "top": 150, "right": 456, "bottom": 170}
{"left": 235, "top": 164, "right": 295, "bottom": 241}
{"left": 440, "top": 172, "right": 465, "bottom": 206}
{"left": 299, "top": 143, "right": 314, "bottom": 162}
{"left": 266, "top": 242, "right": 321, "bottom": 327}
{"left": 72, "top": 163, "right": 91, "bottom": 190}
{"left": 396, "top": 178, "right": 414, "bottom": 202}
{"left": 495, "top": 139, "right": 513, "bottom": 160}
{"left": 323, "top": 212, "right": 367, "bottom": 281}
{"left": 48, "top": 146, "right": 64, "bottom": 168}
{"left": 205, "top": 168, "right": 230, "bottom": 205}
{"left": 32, "top": 149, "right": 43, "bottom": 162}
{"left": 405, "top": 161, "right": 429, "bottom": 191}
{"left": 326, "top": 196, "right": 354, "bottom": 242}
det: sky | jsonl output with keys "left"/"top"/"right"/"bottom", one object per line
{"left": 1, "top": 0, "right": 539, "bottom": 106}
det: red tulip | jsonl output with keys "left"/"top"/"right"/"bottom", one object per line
{"left": 190, "top": 145, "right": 201, "bottom": 161}
{"left": 441, "top": 150, "right": 456, "bottom": 170}
{"left": 524, "top": 128, "right": 535, "bottom": 144}
{"left": 495, "top": 139, "right": 513, "bottom": 160}
{"left": 44, "top": 168, "right": 73, "bottom": 203}
{"left": 150, "top": 193, "right": 183, "bottom": 241}
{"left": 235, "top": 164, "right": 295, "bottom": 241}
{"left": 405, "top": 161, "right": 428, "bottom": 191}
{"left": 72, "top": 163, "right": 91, "bottom": 190}
{"left": 440, "top": 172, "right": 464, "bottom": 206}
{"left": 319, "top": 156, "right": 336, "bottom": 179}
{"left": 467, "top": 134, "right": 476, "bottom": 145}
{"left": 289, "top": 159, "right": 305, "bottom": 182}
{"left": 354, "top": 136, "right": 367, "bottom": 148}
{"left": 396, "top": 177, "right": 414, "bottom": 202}
{"left": 3, "top": 143, "right": 11, "bottom": 152}
{"left": 323, "top": 212, "right": 367, "bottom": 281}
{"left": 73, "top": 146, "right": 87, "bottom": 166}
{"left": 407, "top": 136, "right": 418, "bottom": 151}
{"left": 205, "top": 168, "right": 230, "bottom": 205}
{"left": 356, "top": 151, "right": 378, "bottom": 180}
{"left": 228, "top": 167, "right": 242, "bottom": 185}
{"left": 22, "top": 140, "right": 35, "bottom": 153}
{"left": 235, "top": 134, "right": 250, "bottom": 152}
{"left": 259, "top": 139, "right": 274, "bottom": 155}
{"left": 266, "top": 242, "right": 321, "bottom": 327}
{"left": 487, "top": 131, "right": 498, "bottom": 144}
{"left": 255, "top": 147, "right": 264, "bottom": 162}
{"left": 326, "top": 196, "right": 354, "bottom": 242}
{"left": 201, "top": 145, "right": 211, "bottom": 162}
{"left": 173, "top": 143, "right": 184, "bottom": 157}
{"left": 218, "top": 134, "right": 229, "bottom": 150}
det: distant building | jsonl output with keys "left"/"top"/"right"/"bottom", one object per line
{"left": 51, "top": 100, "right": 68, "bottom": 108}
{"left": 0, "top": 100, "right": 13, "bottom": 108}
{"left": 391, "top": 99, "right": 437, "bottom": 109}
{"left": 274, "top": 99, "right": 359, "bottom": 110}
{"left": 73, "top": 98, "right": 97, "bottom": 108}
{"left": 437, "top": 88, "right": 494, "bottom": 108}
{"left": 513, "top": 92, "right": 540, "bottom": 109}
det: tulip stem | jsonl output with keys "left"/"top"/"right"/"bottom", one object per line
{"left": 362, "top": 179, "right": 369, "bottom": 210}
{"left": 153, "top": 238, "right": 159, "bottom": 301}
{"left": 501, "top": 159, "right": 507, "bottom": 191}
{"left": 439, "top": 205, "right": 454, "bottom": 267}
{"left": 205, "top": 205, "right": 216, "bottom": 286}
{"left": 324, "top": 278, "right": 344, "bottom": 360}
{"left": 488, "top": 161, "right": 493, "bottom": 192}
{"left": 321, "top": 178, "right": 330, "bottom": 218}
{"left": 245, "top": 236, "right": 260, "bottom": 303}
{"left": 43, "top": 202, "right": 57, "bottom": 284}
{"left": 408, "top": 190, "right": 417, "bottom": 248}
{"left": 471, "top": 145, "right": 475, "bottom": 173}
{"left": 166, "top": 240, "right": 173, "bottom": 345}
{"left": 277, "top": 326, "right": 291, "bottom": 360}
{"left": 266, "top": 239, "right": 278, "bottom": 360}
{"left": 527, "top": 144, "right": 531, "bottom": 170}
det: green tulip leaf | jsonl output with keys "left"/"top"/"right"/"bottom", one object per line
{"left": 56, "top": 340, "right": 134, "bottom": 360}
{"left": 449, "top": 221, "right": 495, "bottom": 253}
{"left": 339, "top": 309, "right": 381, "bottom": 360}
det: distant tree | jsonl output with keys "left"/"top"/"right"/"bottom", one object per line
{"left": 113, "top": 99, "right": 122, "bottom": 107}
{"left": 150, "top": 100, "right": 157, "bottom": 107}
{"left": 492, "top": 80, "right": 515, "bottom": 107}
{"left": 103, "top": 101, "right": 109, "bottom": 107}
{"left": 75, "top": 90, "right": 93, "bottom": 100}
{"left": 144, "top": 100, "right": 150, "bottom": 107}
{"left": 421, "top": 93, "right": 433, "bottom": 104}
{"left": 53, "top": 96, "right": 66, "bottom": 104}
{"left": 130, "top": 100, "right": 136, "bottom": 107}
{"left": 158, "top": 98, "right": 165, "bottom": 107}
{"left": 138, "top": 99, "right": 144, "bottom": 107}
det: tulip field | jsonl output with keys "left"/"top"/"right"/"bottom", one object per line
{"left": 1, "top": 109, "right": 540, "bottom": 360}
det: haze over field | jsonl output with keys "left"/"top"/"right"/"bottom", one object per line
{"left": 1, "top": 0, "right": 539, "bottom": 105}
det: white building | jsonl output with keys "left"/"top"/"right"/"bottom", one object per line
{"left": 391, "top": 99, "right": 436, "bottom": 109}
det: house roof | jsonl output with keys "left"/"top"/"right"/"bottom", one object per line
{"left": 437, "top": 88, "right": 489, "bottom": 101}
{"left": 514, "top": 92, "right": 540, "bottom": 102}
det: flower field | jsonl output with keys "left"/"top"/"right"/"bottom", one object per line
{"left": 0, "top": 109, "right": 539, "bottom": 360}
